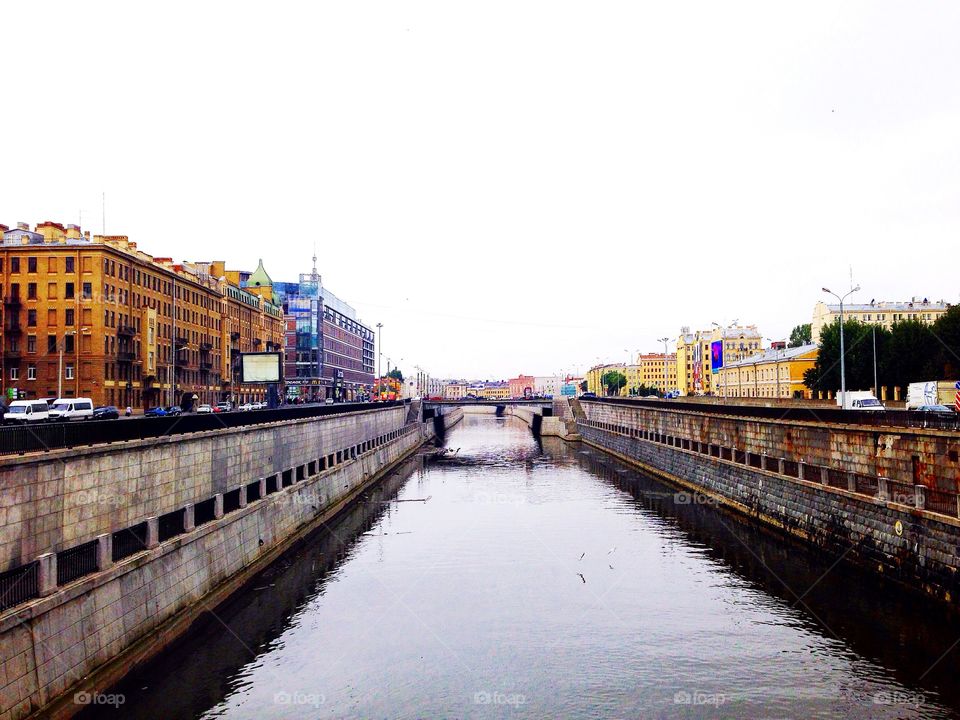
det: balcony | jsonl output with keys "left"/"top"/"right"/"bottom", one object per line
{"left": 230, "top": 331, "right": 241, "bottom": 341}
{"left": 4, "top": 349, "right": 21, "bottom": 360}
{"left": 252, "top": 338, "right": 262, "bottom": 347}
{"left": 117, "top": 324, "right": 137, "bottom": 337}
{"left": 200, "top": 341, "right": 214, "bottom": 351}
{"left": 117, "top": 351, "right": 136, "bottom": 363}
{"left": 200, "top": 359, "right": 214, "bottom": 371}
{"left": 3, "top": 296, "right": 21, "bottom": 307}
{"left": 3, "top": 323, "right": 22, "bottom": 335}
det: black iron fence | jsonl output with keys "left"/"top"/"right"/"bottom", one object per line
{"left": 0, "top": 561, "right": 38, "bottom": 611}
{"left": 57, "top": 540, "right": 99, "bottom": 585}
{"left": 113, "top": 522, "right": 149, "bottom": 562}
{"left": 581, "top": 397, "right": 960, "bottom": 432}
{"left": 0, "top": 400, "right": 409, "bottom": 456}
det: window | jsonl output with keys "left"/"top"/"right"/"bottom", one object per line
{"left": 64, "top": 335, "right": 74, "bottom": 353}
{"left": 27, "top": 257, "right": 37, "bottom": 273}
{"left": 65, "top": 282, "right": 74, "bottom": 299}
{"left": 47, "top": 257, "right": 57, "bottom": 272}
{"left": 27, "top": 336, "right": 36, "bottom": 353}
{"left": 48, "top": 336, "right": 57, "bottom": 353}
{"left": 27, "top": 310, "right": 37, "bottom": 327}
{"left": 47, "top": 283, "right": 57, "bottom": 299}
{"left": 65, "top": 309, "right": 74, "bottom": 326}
{"left": 65, "top": 257, "right": 74, "bottom": 273}
{"left": 65, "top": 364, "right": 74, "bottom": 380}
{"left": 9, "top": 368, "right": 18, "bottom": 381}
{"left": 82, "top": 282, "right": 92, "bottom": 299}
{"left": 27, "top": 283, "right": 37, "bottom": 299}
{"left": 10, "top": 257, "right": 20, "bottom": 273}
{"left": 27, "top": 365, "right": 37, "bottom": 380}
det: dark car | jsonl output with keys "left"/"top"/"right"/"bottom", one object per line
{"left": 916, "top": 404, "right": 954, "bottom": 413}
{"left": 144, "top": 406, "right": 168, "bottom": 417}
{"left": 165, "top": 406, "right": 183, "bottom": 416}
{"left": 92, "top": 405, "right": 120, "bottom": 420}
{"left": 581, "top": 392, "right": 597, "bottom": 398}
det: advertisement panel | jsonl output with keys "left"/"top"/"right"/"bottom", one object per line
{"left": 239, "top": 352, "right": 282, "bottom": 383}
{"left": 692, "top": 343, "right": 703, "bottom": 393}
{"left": 710, "top": 341, "right": 723, "bottom": 374}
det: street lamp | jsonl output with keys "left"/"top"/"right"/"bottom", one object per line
{"left": 376, "top": 323, "right": 383, "bottom": 400}
{"left": 823, "top": 285, "right": 860, "bottom": 407}
{"left": 657, "top": 337, "right": 670, "bottom": 397}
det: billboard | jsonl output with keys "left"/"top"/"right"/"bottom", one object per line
{"left": 692, "top": 342, "right": 703, "bottom": 393}
{"left": 710, "top": 341, "right": 723, "bottom": 374}
{"left": 239, "top": 352, "right": 282, "bottom": 383}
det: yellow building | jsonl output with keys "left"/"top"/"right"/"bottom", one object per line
{"left": 479, "top": 384, "right": 510, "bottom": 399}
{"left": 811, "top": 298, "right": 949, "bottom": 344}
{"left": 637, "top": 353, "right": 677, "bottom": 394}
{"left": 676, "top": 327, "right": 715, "bottom": 396}
{"left": 715, "top": 344, "right": 818, "bottom": 399}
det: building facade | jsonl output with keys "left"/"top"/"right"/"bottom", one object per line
{"left": 0, "top": 222, "right": 284, "bottom": 410}
{"left": 811, "top": 298, "right": 950, "bottom": 344}
{"left": 714, "top": 344, "right": 818, "bottom": 399}
{"left": 637, "top": 353, "right": 678, "bottom": 394}
{"left": 508, "top": 375, "right": 535, "bottom": 398}
{"left": 443, "top": 382, "right": 467, "bottom": 400}
{"left": 676, "top": 327, "right": 715, "bottom": 396}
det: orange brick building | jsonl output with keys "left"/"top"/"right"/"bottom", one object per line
{"left": 0, "top": 222, "right": 284, "bottom": 409}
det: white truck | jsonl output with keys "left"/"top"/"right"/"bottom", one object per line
{"left": 836, "top": 391, "right": 886, "bottom": 411}
{"left": 906, "top": 381, "right": 959, "bottom": 410}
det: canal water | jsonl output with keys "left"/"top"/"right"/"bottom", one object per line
{"left": 85, "top": 415, "right": 960, "bottom": 719}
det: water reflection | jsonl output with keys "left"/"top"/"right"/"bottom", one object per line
{"left": 85, "top": 416, "right": 960, "bottom": 719}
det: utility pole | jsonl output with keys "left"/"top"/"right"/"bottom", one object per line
{"left": 376, "top": 322, "right": 383, "bottom": 400}
{"left": 657, "top": 337, "right": 670, "bottom": 397}
{"left": 823, "top": 285, "right": 860, "bottom": 408}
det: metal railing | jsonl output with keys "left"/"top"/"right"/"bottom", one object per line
{"left": 57, "top": 540, "right": 98, "bottom": 585}
{"left": 0, "top": 400, "right": 409, "bottom": 456}
{"left": 581, "top": 397, "right": 960, "bottom": 432}
{"left": 0, "top": 561, "right": 38, "bottom": 611}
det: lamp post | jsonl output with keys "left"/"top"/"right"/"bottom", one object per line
{"left": 823, "top": 285, "right": 860, "bottom": 407}
{"left": 376, "top": 323, "right": 383, "bottom": 400}
{"left": 657, "top": 337, "right": 670, "bottom": 397}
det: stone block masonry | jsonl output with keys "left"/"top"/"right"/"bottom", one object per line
{"left": 0, "top": 406, "right": 430, "bottom": 720}
{"left": 577, "top": 409, "right": 960, "bottom": 609}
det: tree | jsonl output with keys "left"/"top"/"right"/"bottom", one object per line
{"left": 803, "top": 318, "right": 890, "bottom": 393}
{"left": 387, "top": 369, "right": 403, "bottom": 382}
{"left": 579, "top": 380, "right": 588, "bottom": 392}
{"left": 788, "top": 323, "right": 812, "bottom": 347}
{"left": 601, "top": 370, "right": 627, "bottom": 395}
{"left": 931, "top": 306, "right": 960, "bottom": 379}
{"left": 881, "top": 319, "right": 938, "bottom": 390}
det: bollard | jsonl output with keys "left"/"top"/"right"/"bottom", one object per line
{"left": 915, "top": 485, "right": 927, "bottom": 511}
{"left": 38, "top": 553, "right": 57, "bottom": 597}
{"left": 96, "top": 533, "right": 113, "bottom": 571}
{"left": 877, "top": 478, "right": 889, "bottom": 502}
{"left": 214, "top": 493, "right": 224, "bottom": 520}
{"left": 145, "top": 517, "right": 159, "bottom": 549}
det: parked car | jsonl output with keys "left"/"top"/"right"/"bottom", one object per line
{"left": 165, "top": 406, "right": 183, "bottom": 416}
{"left": 580, "top": 392, "right": 597, "bottom": 398}
{"left": 197, "top": 404, "right": 213, "bottom": 414}
{"left": 324, "top": 398, "right": 335, "bottom": 405}
{"left": 144, "top": 406, "right": 168, "bottom": 417}
{"left": 4, "top": 400, "right": 51, "bottom": 423}
{"left": 915, "top": 404, "right": 954, "bottom": 413}
{"left": 836, "top": 391, "right": 885, "bottom": 411}
{"left": 92, "top": 405, "right": 120, "bottom": 420}
{"left": 238, "top": 403, "right": 255, "bottom": 412}
{"left": 48, "top": 398, "right": 95, "bottom": 421}
{"left": 216, "top": 402, "right": 232, "bottom": 413}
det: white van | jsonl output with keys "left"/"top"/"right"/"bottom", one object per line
{"left": 4, "top": 400, "right": 52, "bottom": 423}
{"left": 836, "top": 391, "right": 886, "bottom": 411}
{"left": 48, "top": 398, "right": 94, "bottom": 421}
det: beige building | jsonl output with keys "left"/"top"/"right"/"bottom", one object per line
{"left": 443, "top": 382, "right": 467, "bottom": 400}
{"left": 676, "top": 327, "right": 715, "bottom": 396}
{"left": 811, "top": 298, "right": 950, "bottom": 344}
{"left": 637, "top": 353, "right": 677, "bottom": 394}
{"left": 715, "top": 344, "right": 818, "bottom": 399}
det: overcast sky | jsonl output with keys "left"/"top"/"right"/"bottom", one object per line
{"left": 3, "top": 2, "right": 959, "bottom": 380}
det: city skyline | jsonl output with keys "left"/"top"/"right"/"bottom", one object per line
{"left": 4, "top": 3, "right": 960, "bottom": 379}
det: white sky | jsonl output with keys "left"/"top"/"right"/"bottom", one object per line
{"left": 3, "top": 2, "right": 959, "bottom": 381}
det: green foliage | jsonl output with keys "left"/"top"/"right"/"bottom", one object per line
{"left": 788, "top": 323, "right": 812, "bottom": 348}
{"left": 387, "top": 369, "right": 404, "bottom": 382}
{"left": 804, "top": 318, "right": 889, "bottom": 392}
{"left": 601, "top": 370, "right": 627, "bottom": 395}
{"left": 579, "top": 380, "right": 588, "bottom": 392}
{"left": 931, "top": 306, "right": 960, "bottom": 378}
{"left": 629, "top": 383, "right": 661, "bottom": 397}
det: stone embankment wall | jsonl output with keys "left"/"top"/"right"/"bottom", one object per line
{"left": 0, "top": 407, "right": 427, "bottom": 720}
{"left": 577, "top": 401, "right": 960, "bottom": 607}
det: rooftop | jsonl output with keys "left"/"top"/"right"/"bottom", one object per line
{"left": 723, "top": 343, "right": 818, "bottom": 368}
